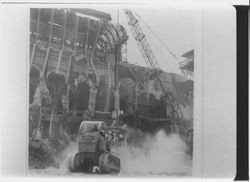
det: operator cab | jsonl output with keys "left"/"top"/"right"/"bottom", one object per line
{"left": 79, "top": 121, "right": 106, "bottom": 133}
{"left": 78, "top": 121, "right": 106, "bottom": 154}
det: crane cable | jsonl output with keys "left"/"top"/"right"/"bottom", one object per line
{"left": 134, "top": 12, "right": 181, "bottom": 64}
{"left": 133, "top": 11, "right": 188, "bottom": 105}
{"left": 132, "top": 12, "right": 178, "bottom": 73}
{"left": 134, "top": 11, "right": 193, "bottom": 80}
{"left": 145, "top": 29, "right": 176, "bottom": 73}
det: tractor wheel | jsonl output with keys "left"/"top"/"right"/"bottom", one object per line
{"left": 73, "top": 153, "right": 80, "bottom": 172}
{"left": 68, "top": 154, "right": 75, "bottom": 172}
{"left": 99, "top": 153, "right": 120, "bottom": 174}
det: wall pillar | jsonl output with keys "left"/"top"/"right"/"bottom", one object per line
{"left": 85, "top": 86, "right": 98, "bottom": 118}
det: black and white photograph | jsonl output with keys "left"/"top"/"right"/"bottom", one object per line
{"left": 1, "top": 1, "right": 242, "bottom": 180}
{"left": 28, "top": 6, "right": 194, "bottom": 176}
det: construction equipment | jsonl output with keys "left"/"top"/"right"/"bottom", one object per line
{"left": 123, "top": 9, "right": 190, "bottom": 135}
{"left": 72, "top": 121, "right": 127, "bottom": 173}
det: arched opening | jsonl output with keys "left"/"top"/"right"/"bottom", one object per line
{"left": 119, "top": 78, "right": 135, "bottom": 114}
{"left": 29, "top": 65, "right": 40, "bottom": 104}
{"left": 95, "top": 77, "right": 109, "bottom": 111}
{"left": 148, "top": 94, "right": 166, "bottom": 118}
{"left": 46, "top": 71, "right": 66, "bottom": 109}
{"left": 69, "top": 81, "right": 90, "bottom": 111}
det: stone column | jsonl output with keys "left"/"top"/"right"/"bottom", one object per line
{"left": 47, "top": 81, "right": 66, "bottom": 139}
{"left": 85, "top": 85, "right": 98, "bottom": 118}
{"left": 32, "top": 78, "right": 51, "bottom": 139}
{"left": 104, "top": 89, "right": 111, "bottom": 112}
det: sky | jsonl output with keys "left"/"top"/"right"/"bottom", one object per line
{"left": 92, "top": 5, "right": 195, "bottom": 75}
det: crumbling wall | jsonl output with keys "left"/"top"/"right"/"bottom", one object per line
{"left": 29, "top": 8, "right": 193, "bottom": 139}
{"left": 29, "top": 8, "right": 130, "bottom": 150}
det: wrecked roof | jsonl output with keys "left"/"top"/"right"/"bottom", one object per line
{"left": 181, "top": 49, "right": 194, "bottom": 58}
{"left": 71, "top": 8, "right": 112, "bottom": 21}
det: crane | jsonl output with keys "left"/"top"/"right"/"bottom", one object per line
{"left": 123, "top": 9, "right": 189, "bottom": 134}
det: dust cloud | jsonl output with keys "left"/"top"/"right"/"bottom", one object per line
{"left": 29, "top": 130, "right": 192, "bottom": 176}
{"left": 119, "top": 130, "right": 192, "bottom": 175}
{"left": 29, "top": 141, "right": 78, "bottom": 175}
{"left": 55, "top": 141, "right": 78, "bottom": 173}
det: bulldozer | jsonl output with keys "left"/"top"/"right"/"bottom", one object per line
{"left": 71, "top": 121, "right": 127, "bottom": 174}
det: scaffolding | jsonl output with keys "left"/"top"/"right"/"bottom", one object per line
{"left": 179, "top": 49, "right": 194, "bottom": 78}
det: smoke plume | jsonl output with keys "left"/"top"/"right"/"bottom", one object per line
{"left": 29, "top": 130, "right": 192, "bottom": 176}
{"left": 119, "top": 130, "right": 192, "bottom": 175}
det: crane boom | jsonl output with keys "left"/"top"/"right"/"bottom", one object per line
{"left": 123, "top": 9, "right": 185, "bottom": 126}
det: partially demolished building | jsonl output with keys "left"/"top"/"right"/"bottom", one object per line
{"left": 29, "top": 8, "right": 193, "bottom": 140}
